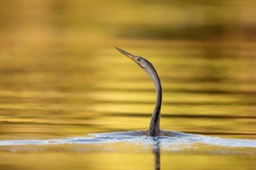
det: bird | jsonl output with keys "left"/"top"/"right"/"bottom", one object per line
{"left": 115, "top": 47, "right": 162, "bottom": 137}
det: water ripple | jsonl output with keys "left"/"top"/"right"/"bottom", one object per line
{"left": 0, "top": 130, "right": 255, "bottom": 149}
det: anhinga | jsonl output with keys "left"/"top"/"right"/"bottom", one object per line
{"left": 116, "top": 47, "right": 162, "bottom": 137}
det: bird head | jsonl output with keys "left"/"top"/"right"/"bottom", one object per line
{"left": 115, "top": 47, "right": 153, "bottom": 71}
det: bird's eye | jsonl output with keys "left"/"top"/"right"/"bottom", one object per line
{"left": 137, "top": 58, "right": 141, "bottom": 62}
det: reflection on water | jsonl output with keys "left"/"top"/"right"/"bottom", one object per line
{"left": 0, "top": 131, "right": 256, "bottom": 170}
{"left": 153, "top": 141, "right": 160, "bottom": 170}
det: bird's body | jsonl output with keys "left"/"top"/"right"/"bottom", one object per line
{"left": 116, "top": 47, "right": 162, "bottom": 137}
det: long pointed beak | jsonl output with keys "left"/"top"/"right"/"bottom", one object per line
{"left": 115, "top": 47, "right": 136, "bottom": 62}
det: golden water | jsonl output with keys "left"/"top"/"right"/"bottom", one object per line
{"left": 0, "top": 1, "right": 256, "bottom": 170}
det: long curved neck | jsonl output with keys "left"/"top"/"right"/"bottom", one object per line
{"left": 145, "top": 63, "right": 162, "bottom": 136}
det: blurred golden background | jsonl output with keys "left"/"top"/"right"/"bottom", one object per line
{"left": 1, "top": 0, "right": 256, "bottom": 49}
{"left": 0, "top": 0, "right": 256, "bottom": 139}
{"left": 0, "top": 1, "right": 256, "bottom": 170}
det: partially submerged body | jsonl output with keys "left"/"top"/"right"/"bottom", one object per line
{"left": 116, "top": 47, "right": 163, "bottom": 137}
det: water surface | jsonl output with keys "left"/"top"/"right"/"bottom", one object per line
{"left": 1, "top": 0, "right": 256, "bottom": 170}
